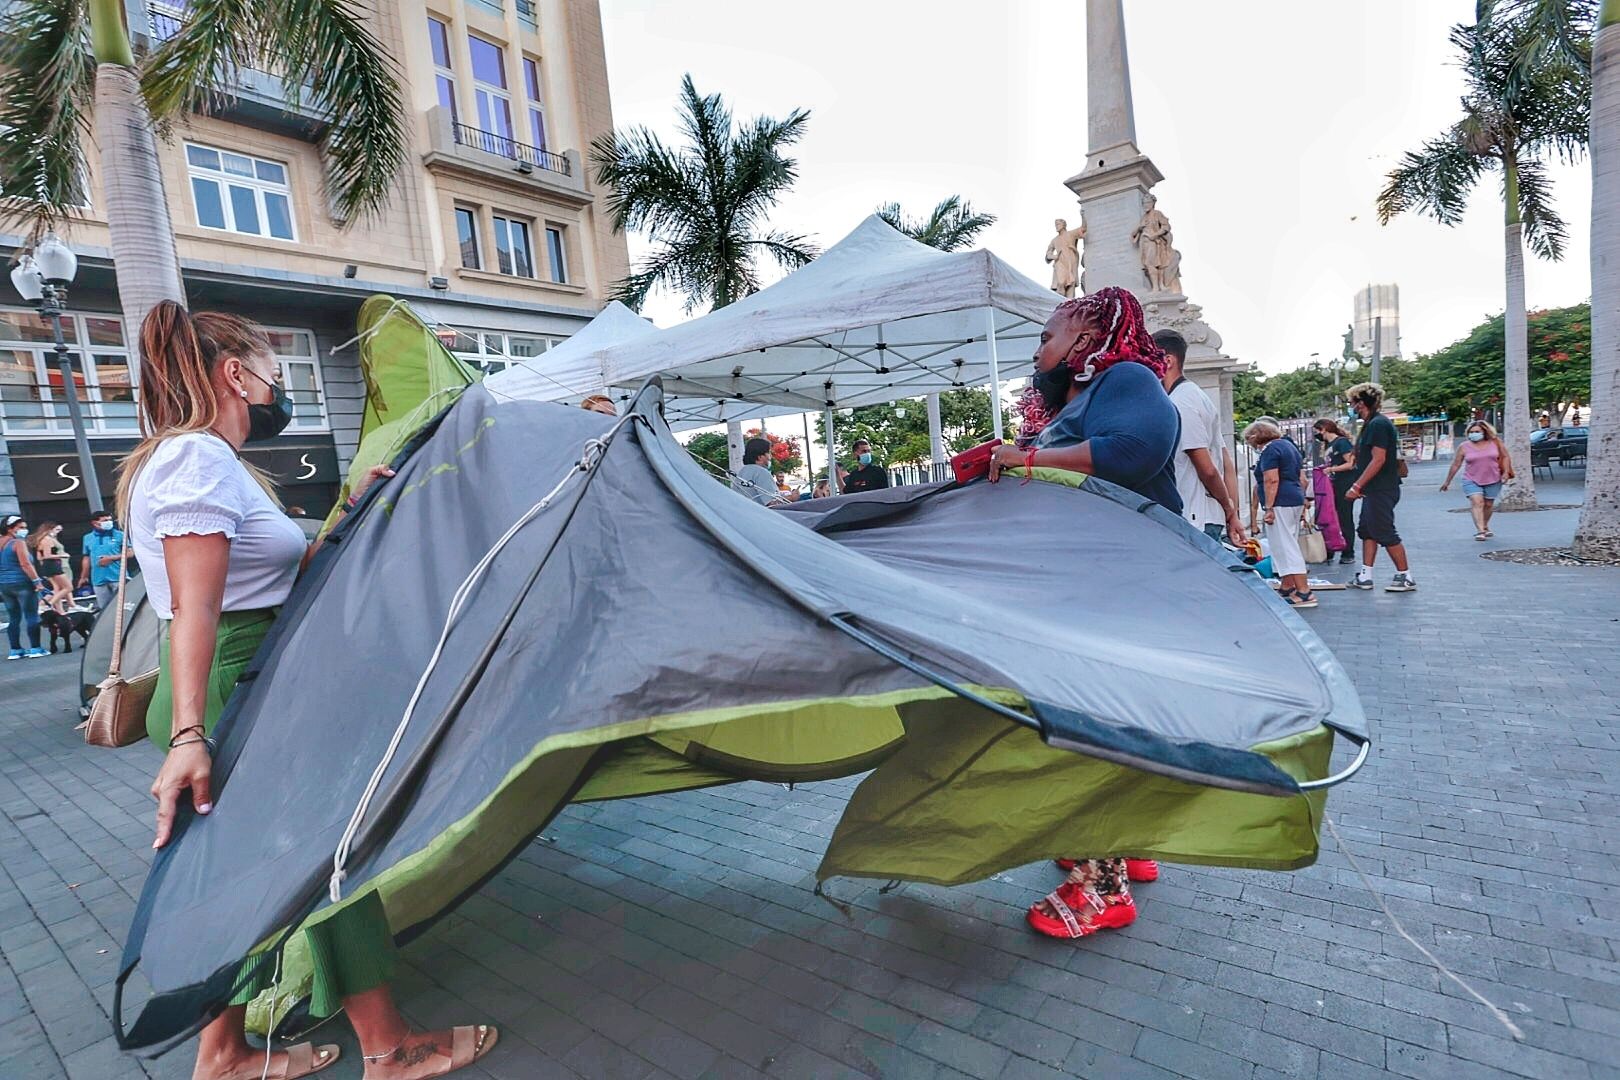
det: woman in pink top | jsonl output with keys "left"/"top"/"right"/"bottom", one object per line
{"left": 1440, "top": 420, "right": 1514, "bottom": 540}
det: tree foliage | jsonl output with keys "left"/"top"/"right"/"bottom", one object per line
{"left": 591, "top": 75, "right": 817, "bottom": 313}
{"left": 1232, "top": 357, "right": 1416, "bottom": 425}
{"left": 682, "top": 427, "right": 803, "bottom": 482}
{"left": 814, "top": 389, "right": 1007, "bottom": 466}
{"left": 1401, "top": 302, "right": 1593, "bottom": 420}
{"left": 875, "top": 195, "right": 995, "bottom": 252}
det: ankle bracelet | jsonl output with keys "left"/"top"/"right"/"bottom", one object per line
{"left": 361, "top": 1042, "right": 403, "bottom": 1063}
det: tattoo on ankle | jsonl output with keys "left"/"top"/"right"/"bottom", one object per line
{"left": 394, "top": 1040, "right": 440, "bottom": 1066}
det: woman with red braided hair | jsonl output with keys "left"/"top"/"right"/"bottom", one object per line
{"left": 989, "top": 286, "right": 1182, "bottom": 939}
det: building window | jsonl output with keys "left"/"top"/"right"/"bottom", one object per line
{"left": 428, "top": 16, "right": 457, "bottom": 123}
{"left": 468, "top": 35, "right": 513, "bottom": 149}
{"left": 492, "top": 215, "right": 534, "bottom": 278}
{"left": 545, "top": 225, "right": 567, "bottom": 284}
{"left": 522, "top": 58, "right": 546, "bottom": 150}
{"left": 186, "top": 143, "right": 295, "bottom": 240}
{"left": 454, "top": 206, "right": 480, "bottom": 269}
{"left": 439, "top": 328, "right": 560, "bottom": 376}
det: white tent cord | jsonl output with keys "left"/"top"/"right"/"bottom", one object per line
{"left": 1324, "top": 814, "right": 1524, "bottom": 1040}
{"left": 327, "top": 420, "right": 628, "bottom": 903}
{"left": 258, "top": 947, "right": 285, "bottom": 1080}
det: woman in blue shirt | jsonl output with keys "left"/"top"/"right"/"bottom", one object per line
{"left": 987, "top": 287, "right": 1178, "bottom": 941}
{"left": 1244, "top": 419, "right": 1315, "bottom": 608}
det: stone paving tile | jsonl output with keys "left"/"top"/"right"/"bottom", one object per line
{"left": 1, "top": 466, "right": 1617, "bottom": 1077}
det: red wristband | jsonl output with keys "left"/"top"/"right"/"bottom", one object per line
{"left": 1023, "top": 448, "right": 1037, "bottom": 484}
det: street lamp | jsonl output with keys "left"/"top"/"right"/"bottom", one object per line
{"left": 10, "top": 234, "right": 103, "bottom": 513}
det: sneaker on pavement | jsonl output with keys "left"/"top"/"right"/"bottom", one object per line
{"left": 5, "top": 649, "right": 22, "bottom": 660}
{"left": 1350, "top": 572, "right": 1374, "bottom": 590}
{"left": 24, "top": 647, "right": 48, "bottom": 658}
{"left": 1386, "top": 573, "right": 1417, "bottom": 592}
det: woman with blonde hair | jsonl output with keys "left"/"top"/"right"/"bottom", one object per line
{"left": 1440, "top": 418, "right": 1513, "bottom": 540}
{"left": 1244, "top": 418, "right": 1315, "bottom": 609}
{"left": 121, "top": 301, "right": 495, "bottom": 1080}
{"left": 28, "top": 520, "right": 73, "bottom": 614}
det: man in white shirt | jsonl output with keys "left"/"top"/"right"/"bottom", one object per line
{"left": 733, "top": 437, "right": 783, "bottom": 506}
{"left": 1154, "top": 331, "right": 1247, "bottom": 545}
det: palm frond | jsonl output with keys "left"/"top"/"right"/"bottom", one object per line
{"left": 0, "top": 0, "right": 95, "bottom": 234}
{"left": 1511, "top": 157, "right": 1569, "bottom": 259}
{"left": 590, "top": 126, "right": 708, "bottom": 235}
{"left": 270, "top": 0, "right": 408, "bottom": 221}
{"left": 142, "top": 0, "right": 407, "bottom": 222}
{"left": 1479, "top": 0, "right": 1595, "bottom": 75}
{"left": 728, "top": 108, "right": 809, "bottom": 223}
{"left": 1376, "top": 135, "right": 1489, "bottom": 226}
{"left": 747, "top": 228, "right": 818, "bottom": 270}
{"left": 874, "top": 195, "right": 996, "bottom": 251}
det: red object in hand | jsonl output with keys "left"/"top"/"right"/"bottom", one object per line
{"left": 950, "top": 439, "right": 1003, "bottom": 484}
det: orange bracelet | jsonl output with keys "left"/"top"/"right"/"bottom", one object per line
{"left": 1023, "top": 448, "right": 1037, "bottom": 484}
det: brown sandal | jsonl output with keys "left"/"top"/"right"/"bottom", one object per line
{"left": 241, "top": 1042, "right": 339, "bottom": 1080}
{"left": 361, "top": 1025, "right": 498, "bottom": 1079}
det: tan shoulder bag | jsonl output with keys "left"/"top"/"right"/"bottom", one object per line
{"left": 83, "top": 545, "right": 157, "bottom": 748}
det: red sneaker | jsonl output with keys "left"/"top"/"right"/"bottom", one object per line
{"left": 1125, "top": 859, "right": 1159, "bottom": 882}
{"left": 1026, "top": 883, "right": 1136, "bottom": 939}
{"left": 1051, "top": 858, "right": 1160, "bottom": 882}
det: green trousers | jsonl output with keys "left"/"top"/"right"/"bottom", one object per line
{"left": 149, "top": 609, "right": 397, "bottom": 1015}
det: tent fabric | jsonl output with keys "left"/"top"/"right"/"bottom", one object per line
{"left": 482, "top": 300, "right": 656, "bottom": 404}
{"left": 488, "top": 216, "right": 1060, "bottom": 427}
{"left": 116, "top": 382, "right": 1365, "bottom": 1054}
{"left": 319, "top": 297, "right": 481, "bottom": 535}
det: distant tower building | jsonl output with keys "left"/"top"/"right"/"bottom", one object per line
{"left": 1353, "top": 284, "right": 1400, "bottom": 360}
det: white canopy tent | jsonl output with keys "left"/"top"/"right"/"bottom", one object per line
{"left": 482, "top": 300, "right": 656, "bottom": 403}
{"left": 592, "top": 216, "right": 1059, "bottom": 438}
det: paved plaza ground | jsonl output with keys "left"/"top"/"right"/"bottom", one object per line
{"left": 2, "top": 462, "right": 1616, "bottom": 1079}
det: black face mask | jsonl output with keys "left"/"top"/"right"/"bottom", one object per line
{"left": 243, "top": 367, "right": 294, "bottom": 443}
{"left": 1032, "top": 361, "right": 1073, "bottom": 412}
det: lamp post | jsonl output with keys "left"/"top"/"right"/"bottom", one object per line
{"left": 10, "top": 235, "right": 103, "bottom": 513}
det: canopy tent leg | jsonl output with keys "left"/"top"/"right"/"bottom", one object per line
{"left": 985, "top": 309, "right": 1004, "bottom": 442}
{"left": 824, "top": 400, "right": 839, "bottom": 493}
{"left": 726, "top": 419, "right": 744, "bottom": 478}
{"left": 802, "top": 412, "right": 815, "bottom": 491}
{"left": 926, "top": 392, "right": 945, "bottom": 477}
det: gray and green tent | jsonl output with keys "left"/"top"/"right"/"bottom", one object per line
{"left": 116, "top": 381, "right": 1368, "bottom": 1054}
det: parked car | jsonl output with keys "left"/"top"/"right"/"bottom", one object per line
{"left": 1530, "top": 426, "right": 1589, "bottom": 463}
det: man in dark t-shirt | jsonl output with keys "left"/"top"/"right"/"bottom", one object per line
{"left": 842, "top": 439, "right": 890, "bottom": 494}
{"left": 1345, "top": 382, "right": 1415, "bottom": 592}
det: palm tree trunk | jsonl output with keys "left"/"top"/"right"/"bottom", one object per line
{"left": 1574, "top": 3, "right": 1620, "bottom": 560}
{"left": 1497, "top": 157, "right": 1538, "bottom": 510}
{"left": 88, "top": 0, "right": 187, "bottom": 339}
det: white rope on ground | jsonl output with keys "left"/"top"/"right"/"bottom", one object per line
{"left": 1323, "top": 813, "right": 1525, "bottom": 1040}
{"left": 327, "top": 419, "right": 630, "bottom": 903}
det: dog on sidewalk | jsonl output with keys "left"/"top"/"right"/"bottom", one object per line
{"left": 41, "top": 608, "right": 95, "bottom": 654}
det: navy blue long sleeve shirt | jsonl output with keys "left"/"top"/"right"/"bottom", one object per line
{"left": 1033, "top": 361, "right": 1183, "bottom": 514}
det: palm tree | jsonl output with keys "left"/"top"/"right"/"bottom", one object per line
{"left": 875, "top": 195, "right": 996, "bottom": 252}
{"left": 591, "top": 74, "right": 817, "bottom": 313}
{"left": 0, "top": 0, "right": 406, "bottom": 337}
{"left": 1377, "top": 12, "right": 1590, "bottom": 510}
{"left": 1581, "top": 1, "right": 1620, "bottom": 558}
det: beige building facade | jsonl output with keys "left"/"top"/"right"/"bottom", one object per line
{"left": 0, "top": 0, "right": 629, "bottom": 527}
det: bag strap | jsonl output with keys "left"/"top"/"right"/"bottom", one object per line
{"left": 106, "top": 541, "right": 129, "bottom": 679}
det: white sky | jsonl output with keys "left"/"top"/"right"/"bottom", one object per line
{"left": 597, "top": 0, "right": 1593, "bottom": 380}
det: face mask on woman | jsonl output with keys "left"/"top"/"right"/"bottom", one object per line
{"left": 11, "top": 528, "right": 26, "bottom": 539}
{"left": 1467, "top": 431, "right": 1485, "bottom": 443}
{"left": 242, "top": 366, "right": 294, "bottom": 442}
{"left": 1032, "top": 361, "right": 1073, "bottom": 412}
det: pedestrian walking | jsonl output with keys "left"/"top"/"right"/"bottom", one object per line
{"left": 1314, "top": 418, "right": 1357, "bottom": 564}
{"left": 122, "top": 301, "right": 496, "bottom": 1080}
{"left": 1, "top": 514, "right": 48, "bottom": 659}
{"left": 1244, "top": 419, "right": 1315, "bottom": 609}
{"left": 988, "top": 287, "right": 1174, "bottom": 938}
{"left": 1344, "top": 383, "right": 1416, "bottom": 592}
{"left": 78, "top": 508, "right": 128, "bottom": 613}
{"left": 1440, "top": 419, "right": 1513, "bottom": 540}
{"left": 29, "top": 521, "right": 74, "bottom": 615}
{"left": 1154, "top": 329, "right": 1247, "bottom": 544}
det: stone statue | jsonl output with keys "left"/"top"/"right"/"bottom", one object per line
{"left": 1130, "top": 194, "right": 1182, "bottom": 294}
{"left": 1045, "top": 217, "right": 1084, "bottom": 298}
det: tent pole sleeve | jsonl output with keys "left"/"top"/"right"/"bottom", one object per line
{"left": 986, "top": 309, "right": 1004, "bottom": 442}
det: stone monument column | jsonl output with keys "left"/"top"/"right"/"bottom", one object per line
{"left": 1064, "top": 0, "right": 1243, "bottom": 436}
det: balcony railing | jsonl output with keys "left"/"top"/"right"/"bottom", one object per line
{"left": 451, "top": 122, "right": 571, "bottom": 177}
{"left": 149, "top": 2, "right": 184, "bottom": 40}
{"left": 515, "top": 0, "right": 539, "bottom": 27}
